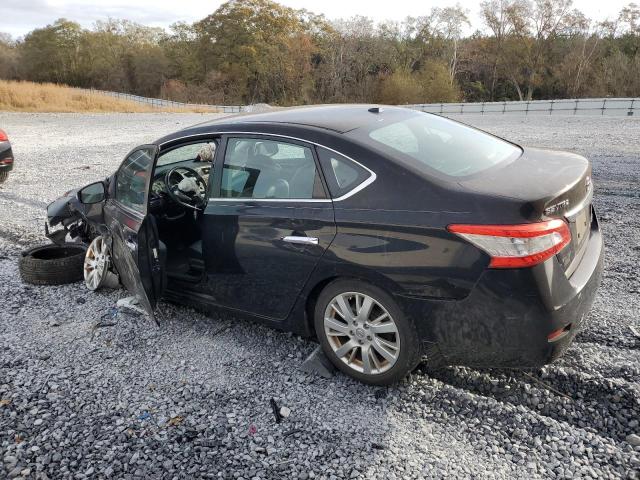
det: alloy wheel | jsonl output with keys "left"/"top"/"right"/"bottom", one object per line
{"left": 323, "top": 292, "right": 400, "bottom": 375}
{"left": 83, "top": 236, "right": 111, "bottom": 291}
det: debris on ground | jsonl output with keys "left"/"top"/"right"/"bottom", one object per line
{"left": 279, "top": 406, "right": 291, "bottom": 418}
{"left": 270, "top": 398, "right": 283, "bottom": 424}
{"left": 299, "top": 345, "right": 336, "bottom": 378}
{"left": 116, "top": 296, "right": 145, "bottom": 316}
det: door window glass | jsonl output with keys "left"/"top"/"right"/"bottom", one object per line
{"left": 115, "top": 147, "right": 154, "bottom": 212}
{"left": 316, "top": 147, "right": 371, "bottom": 198}
{"left": 220, "top": 138, "right": 324, "bottom": 199}
{"left": 157, "top": 142, "right": 217, "bottom": 167}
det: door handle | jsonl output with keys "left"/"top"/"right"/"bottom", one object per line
{"left": 282, "top": 236, "right": 319, "bottom": 246}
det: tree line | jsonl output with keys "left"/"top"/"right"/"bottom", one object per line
{"left": 0, "top": 0, "right": 638, "bottom": 106}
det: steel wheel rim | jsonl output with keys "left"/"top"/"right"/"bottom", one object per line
{"left": 84, "top": 236, "right": 109, "bottom": 291}
{"left": 324, "top": 291, "right": 400, "bottom": 375}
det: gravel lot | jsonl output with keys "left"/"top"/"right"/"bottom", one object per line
{"left": 0, "top": 112, "right": 639, "bottom": 479}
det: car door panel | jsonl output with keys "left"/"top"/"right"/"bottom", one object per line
{"left": 200, "top": 135, "right": 336, "bottom": 320}
{"left": 201, "top": 201, "right": 335, "bottom": 320}
{"left": 103, "top": 145, "right": 164, "bottom": 319}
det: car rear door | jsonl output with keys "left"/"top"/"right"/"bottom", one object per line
{"left": 103, "top": 145, "right": 165, "bottom": 320}
{"left": 201, "top": 135, "right": 336, "bottom": 320}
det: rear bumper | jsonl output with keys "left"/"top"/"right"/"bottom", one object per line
{"left": 402, "top": 210, "right": 604, "bottom": 368}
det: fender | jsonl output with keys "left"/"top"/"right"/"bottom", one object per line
{"left": 46, "top": 180, "right": 109, "bottom": 245}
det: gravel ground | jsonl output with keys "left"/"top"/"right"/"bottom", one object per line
{"left": 0, "top": 112, "right": 639, "bottom": 479}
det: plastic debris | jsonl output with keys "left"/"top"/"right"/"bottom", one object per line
{"left": 279, "top": 406, "right": 291, "bottom": 418}
{"left": 300, "top": 346, "right": 336, "bottom": 378}
{"left": 269, "top": 398, "right": 282, "bottom": 424}
{"left": 138, "top": 412, "right": 151, "bottom": 421}
{"left": 248, "top": 424, "right": 257, "bottom": 435}
{"left": 167, "top": 415, "right": 184, "bottom": 426}
{"left": 116, "top": 296, "right": 146, "bottom": 316}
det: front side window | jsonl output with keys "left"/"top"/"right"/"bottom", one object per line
{"left": 220, "top": 138, "right": 324, "bottom": 199}
{"left": 115, "top": 147, "right": 154, "bottom": 212}
{"left": 363, "top": 112, "right": 521, "bottom": 177}
{"left": 157, "top": 141, "right": 217, "bottom": 167}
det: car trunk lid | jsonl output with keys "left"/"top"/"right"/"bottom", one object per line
{"left": 458, "top": 147, "right": 593, "bottom": 272}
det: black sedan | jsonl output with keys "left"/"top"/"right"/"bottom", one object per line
{"left": 0, "top": 128, "right": 14, "bottom": 183}
{"left": 46, "top": 105, "right": 603, "bottom": 384}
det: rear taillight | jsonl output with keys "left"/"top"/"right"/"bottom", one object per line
{"left": 447, "top": 219, "right": 571, "bottom": 268}
{"left": 0, "top": 129, "right": 7, "bottom": 142}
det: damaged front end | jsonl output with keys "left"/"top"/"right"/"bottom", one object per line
{"left": 46, "top": 181, "right": 108, "bottom": 245}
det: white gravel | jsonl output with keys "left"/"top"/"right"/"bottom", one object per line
{"left": 0, "top": 112, "right": 639, "bottom": 479}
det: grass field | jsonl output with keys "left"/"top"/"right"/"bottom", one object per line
{"left": 0, "top": 80, "right": 209, "bottom": 113}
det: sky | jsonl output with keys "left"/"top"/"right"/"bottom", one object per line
{"left": 1, "top": 0, "right": 634, "bottom": 38}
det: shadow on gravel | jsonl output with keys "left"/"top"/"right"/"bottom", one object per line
{"left": 415, "top": 364, "right": 640, "bottom": 443}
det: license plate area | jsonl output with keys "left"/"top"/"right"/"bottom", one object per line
{"left": 573, "top": 204, "right": 591, "bottom": 248}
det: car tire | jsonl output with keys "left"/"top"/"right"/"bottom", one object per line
{"left": 0, "top": 171, "right": 8, "bottom": 183}
{"left": 314, "top": 279, "right": 421, "bottom": 385}
{"left": 19, "top": 243, "right": 86, "bottom": 286}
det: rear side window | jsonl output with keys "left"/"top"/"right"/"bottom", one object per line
{"left": 364, "top": 112, "right": 521, "bottom": 177}
{"left": 317, "top": 147, "right": 371, "bottom": 198}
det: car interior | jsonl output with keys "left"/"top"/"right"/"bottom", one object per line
{"left": 146, "top": 137, "right": 325, "bottom": 283}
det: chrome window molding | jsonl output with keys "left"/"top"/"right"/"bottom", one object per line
{"left": 160, "top": 131, "right": 377, "bottom": 203}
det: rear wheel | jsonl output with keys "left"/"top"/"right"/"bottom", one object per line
{"left": 0, "top": 171, "right": 8, "bottom": 183}
{"left": 314, "top": 279, "right": 421, "bottom": 385}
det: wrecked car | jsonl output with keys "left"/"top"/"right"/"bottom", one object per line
{"left": 45, "top": 105, "right": 604, "bottom": 385}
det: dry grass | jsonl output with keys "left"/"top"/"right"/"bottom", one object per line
{"left": 0, "top": 80, "right": 213, "bottom": 113}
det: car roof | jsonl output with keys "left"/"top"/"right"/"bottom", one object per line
{"left": 193, "top": 104, "right": 415, "bottom": 134}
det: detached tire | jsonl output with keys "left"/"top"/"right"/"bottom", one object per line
{"left": 19, "top": 243, "right": 86, "bottom": 285}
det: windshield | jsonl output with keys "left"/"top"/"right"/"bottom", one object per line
{"left": 362, "top": 112, "right": 521, "bottom": 177}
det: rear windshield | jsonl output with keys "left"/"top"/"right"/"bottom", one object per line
{"left": 361, "top": 112, "right": 521, "bottom": 177}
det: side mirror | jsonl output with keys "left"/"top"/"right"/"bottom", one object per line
{"left": 77, "top": 181, "right": 106, "bottom": 204}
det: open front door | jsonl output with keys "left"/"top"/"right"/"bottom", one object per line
{"left": 103, "top": 145, "right": 165, "bottom": 320}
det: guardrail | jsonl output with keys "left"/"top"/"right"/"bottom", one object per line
{"left": 408, "top": 98, "right": 639, "bottom": 116}
{"left": 77, "top": 88, "right": 243, "bottom": 113}
{"left": 74, "top": 89, "right": 640, "bottom": 117}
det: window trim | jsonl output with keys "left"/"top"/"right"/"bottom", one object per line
{"left": 158, "top": 132, "right": 376, "bottom": 203}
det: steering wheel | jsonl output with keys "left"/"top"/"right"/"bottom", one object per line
{"left": 164, "top": 166, "right": 207, "bottom": 210}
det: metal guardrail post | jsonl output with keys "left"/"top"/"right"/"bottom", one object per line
{"left": 525, "top": 101, "right": 529, "bottom": 116}
{"left": 481, "top": 102, "right": 485, "bottom": 115}
{"left": 502, "top": 101, "right": 506, "bottom": 114}
{"left": 549, "top": 100, "right": 554, "bottom": 115}
{"left": 574, "top": 99, "right": 579, "bottom": 115}
{"left": 602, "top": 98, "right": 606, "bottom": 115}
{"left": 630, "top": 99, "right": 635, "bottom": 116}
{"left": 440, "top": 104, "right": 443, "bottom": 114}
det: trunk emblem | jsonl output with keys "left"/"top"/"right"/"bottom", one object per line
{"left": 545, "top": 198, "right": 570, "bottom": 215}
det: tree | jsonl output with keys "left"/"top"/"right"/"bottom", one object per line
{"left": 20, "top": 19, "right": 84, "bottom": 84}
{"left": 0, "top": 34, "right": 19, "bottom": 80}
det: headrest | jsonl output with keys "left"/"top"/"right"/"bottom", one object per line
{"left": 254, "top": 141, "right": 278, "bottom": 157}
